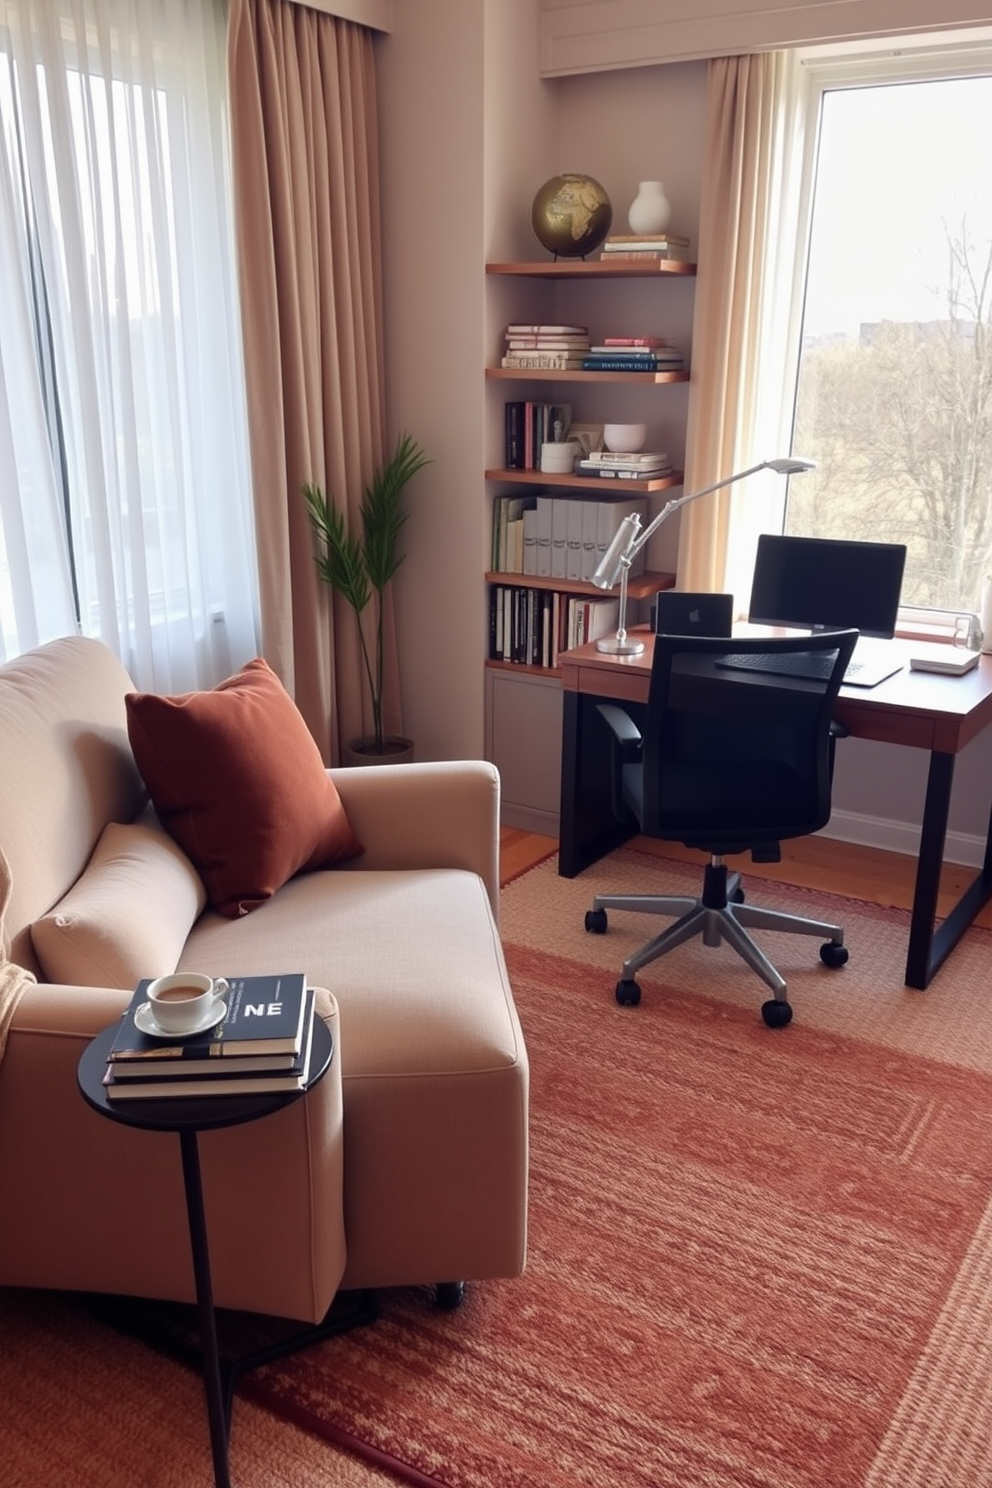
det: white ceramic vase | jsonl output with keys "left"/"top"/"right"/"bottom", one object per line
{"left": 627, "top": 180, "right": 672, "bottom": 235}
{"left": 981, "top": 576, "right": 992, "bottom": 653}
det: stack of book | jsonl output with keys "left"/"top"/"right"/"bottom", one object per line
{"left": 500, "top": 324, "right": 590, "bottom": 371}
{"left": 489, "top": 585, "right": 621, "bottom": 667}
{"left": 102, "top": 973, "right": 315, "bottom": 1100}
{"left": 504, "top": 400, "right": 572, "bottom": 468}
{"left": 576, "top": 451, "right": 674, "bottom": 481}
{"left": 599, "top": 232, "right": 691, "bottom": 261}
{"left": 582, "top": 337, "right": 685, "bottom": 373}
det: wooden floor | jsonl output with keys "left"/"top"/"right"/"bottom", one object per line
{"left": 499, "top": 826, "right": 992, "bottom": 930}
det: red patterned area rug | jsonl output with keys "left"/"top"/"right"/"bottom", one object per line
{"left": 241, "top": 849, "right": 992, "bottom": 1488}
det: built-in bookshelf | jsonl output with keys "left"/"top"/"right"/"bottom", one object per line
{"left": 483, "top": 255, "right": 695, "bottom": 831}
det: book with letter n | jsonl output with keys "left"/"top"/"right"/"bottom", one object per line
{"left": 105, "top": 991, "right": 317, "bottom": 1099}
{"left": 109, "top": 971, "right": 309, "bottom": 1064}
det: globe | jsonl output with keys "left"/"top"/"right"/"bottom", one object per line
{"left": 531, "top": 173, "right": 612, "bottom": 259}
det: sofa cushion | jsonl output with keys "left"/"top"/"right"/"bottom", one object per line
{"left": 30, "top": 817, "right": 207, "bottom": 987}
{"left": 125, "top": 658, "right": 362, "bottom": 918}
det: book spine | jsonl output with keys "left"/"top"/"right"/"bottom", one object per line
{"left": 505, "top": 401, "right": 524, "bottom": 468}
{"left": 598, "top": 249, "right": 671, "bottom": 260}
{"left": 500, "top": 354, "right": 586, "bottom": 370}
{"left": 601, "top": 337, "right": 670, "bottom": 347}
{"left": 603, "top": 233, "right": 690, "bottom": 246}
{"left": 581, "top": 357, "right": 660, "bottom": 371}
{"left": 505, "top": 324, "right": 587, "bottom": 335}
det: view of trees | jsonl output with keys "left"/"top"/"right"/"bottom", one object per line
{"left": 789, "top": 232, "right": 992, "bottom": 614}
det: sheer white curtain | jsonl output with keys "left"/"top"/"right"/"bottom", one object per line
{"left": 0, "top": 0, "right": 258, "bottom": 690}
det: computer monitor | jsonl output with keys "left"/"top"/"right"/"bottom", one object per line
{"left": 748, "top": 534, "right": 907, "bottom": 639}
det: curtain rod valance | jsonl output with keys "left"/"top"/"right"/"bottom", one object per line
{"left": 287, "top": 0, "right": 392, "bottom": 32}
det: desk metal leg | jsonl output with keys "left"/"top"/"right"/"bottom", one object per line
{"left": 179, "top": 1129, "right": 231, "bottom": 1488}
{"left": 906, "top": 749, "right": 992, "bottom": 989}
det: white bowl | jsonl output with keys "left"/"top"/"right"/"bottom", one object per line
{"left": 603, "top": 423, "right": 647, "bottom": 454}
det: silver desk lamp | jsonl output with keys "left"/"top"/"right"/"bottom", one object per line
{"left": 590, "top": 457, "right": 816, "bottom": 655}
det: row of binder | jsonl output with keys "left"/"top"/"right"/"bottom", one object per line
{"left": 492, "top": 494, "right": 648, "bottom": 584}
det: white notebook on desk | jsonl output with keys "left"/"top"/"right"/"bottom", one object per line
{"left": 908, "top": 643, "right": 981, "bottom": 676}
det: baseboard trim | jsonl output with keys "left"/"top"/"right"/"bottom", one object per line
{"left": 499, "top": 803, "right": 561, "bottom": 835}
{"left": 821, "top": 808, "right": 986, "bottom": 869}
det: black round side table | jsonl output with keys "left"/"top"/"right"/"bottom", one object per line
{"left": 78, "top": 1015, "right": 334, "bottom": 1488}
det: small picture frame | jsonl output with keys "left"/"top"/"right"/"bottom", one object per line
{"left": 568, "top": 422, "right": 605, "bottom": 457}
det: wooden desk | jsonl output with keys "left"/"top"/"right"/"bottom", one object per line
{"left": 558, "top": 633, "right": 992, "bottom": 989}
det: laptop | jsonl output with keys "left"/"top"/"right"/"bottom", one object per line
{"left": 747, "top": 535, "right": 908, "bottom": 688}
{"left": 655, "top": 591, "right": 734, "bottom": 637}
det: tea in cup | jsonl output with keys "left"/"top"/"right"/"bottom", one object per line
{"left": 146, "top": 972, "right": 227, "bottom": 1035}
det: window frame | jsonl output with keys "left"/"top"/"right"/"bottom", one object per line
{"left": 754, "top": 34, "right": 992, "bottom": 641}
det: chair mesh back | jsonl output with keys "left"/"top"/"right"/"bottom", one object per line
{"left": 639, "top": 631, "right": 859, "bottom": 852}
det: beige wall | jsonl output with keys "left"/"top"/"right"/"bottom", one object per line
{"left": 376, "top": 0, "right": 992, "bottom": 863}
{"left": 377, "top": 0, "right": 557, "bottom": 761}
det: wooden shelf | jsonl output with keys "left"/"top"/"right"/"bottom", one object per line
{"left": 486, "top": 570, "right": 675, "bottom": 599}
{"left": 487, "top": 367, "right": 689, "bottom": 384}
{"left": 486, "top": 259, "right": 696, "bottom": 279}
{"left": 486, "top": 467, "right": 684, "bottom": 495}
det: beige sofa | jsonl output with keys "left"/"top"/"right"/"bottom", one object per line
{"left": 0, "top": 638, "right": 528, "bottom": 1323}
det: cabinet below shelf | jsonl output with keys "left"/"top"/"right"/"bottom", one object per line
{"left": 485, "top": 569, "right": 674, "bottom": 599}
{"left": 486, "top": 467, "right": 684, "bottom": 495}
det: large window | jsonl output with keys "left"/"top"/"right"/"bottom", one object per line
{"left": 0, "top": 0, "right": 258, "bottom": 690}
{"left": 784, "top": 48, "right": 992, "bottom": 622}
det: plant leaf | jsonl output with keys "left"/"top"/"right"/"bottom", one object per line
{"left": 361, "top": 432, "right": 431, "bottom": 593}
{"left": 302, "top": 481, "right": 371, "bottom": 615}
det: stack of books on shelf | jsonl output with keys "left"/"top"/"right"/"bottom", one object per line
{"left": 101, "top": 973, "right": 315, "bottom": 1101}
{"left": 504, "top": 400, "right": 572, "bottom": 468}
{"left": 576, "top": 450, "right": 674, "bottom": 481}
{"left": 582, "top": 337, "right": 685, "bottom": 373}
{"left": 489, "top": 586, "right": 620, "bottom": 667}
{"left": 500, "top": 325, "right": 590, "bottom": 371}
{"left": 491, "top": 493, "right": 649, "bottom": 582}
{"left": 599, "top": 232, "right": 691, "bottom": 261}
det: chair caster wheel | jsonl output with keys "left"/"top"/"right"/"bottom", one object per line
{"left": 585, "top": 909, "right": 608, "bottom": 934}
{"left": 730, "top": 886, "right": 745, "bottom": 904}
{"left": 434, "top": 1282, "right": 465, "bottom": 1310}
{"left": 616, "top": 979, "right": 641, "bottom": 1007}
{"left": 819, "top": 942, "right": 849, "bottom": 969}
{"left": 761, "top": 998, "right": 793, "bottom": 1028}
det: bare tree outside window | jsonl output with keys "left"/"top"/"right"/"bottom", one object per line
{"left": 786, "top": 74, "right": 992, "bottom": 618}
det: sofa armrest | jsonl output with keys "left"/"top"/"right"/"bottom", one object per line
{"left": 329, "top": 759, "right": 501, "bottom": 918}
{"left": 0, "top": 982, "right": 346, "bottom": 1321}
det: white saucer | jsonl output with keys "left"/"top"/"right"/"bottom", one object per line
{"left": 134, "top": 998, "right": 226, "bottom": 1041}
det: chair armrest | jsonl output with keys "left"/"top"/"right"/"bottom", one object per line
{"left": 596, "top": 704, "right": 643, "bottom": 825}
{"left": 329, "top": 759, "right": 501, "bottom": 918}
{"left": 596, "top": 703, "right": 643, "bottom": 758}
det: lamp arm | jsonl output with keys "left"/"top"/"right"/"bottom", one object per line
{"left": 624, "top": 459, "right": 777, "bottom": 567}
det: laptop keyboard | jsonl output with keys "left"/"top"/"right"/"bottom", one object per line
{"left": 718, "top": 651, "right": 863, "bottom": 683}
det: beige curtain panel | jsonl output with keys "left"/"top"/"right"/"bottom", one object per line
{"left": 678, "top": 51, "right": 802, "bottom": 597}
{"left": 227, "top": 0, "right": 387, "bottom": 761}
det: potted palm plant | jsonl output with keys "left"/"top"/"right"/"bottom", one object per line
{"left": 303, "top": 432, "right": 430, "bottom": 762}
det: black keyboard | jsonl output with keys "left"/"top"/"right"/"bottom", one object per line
{"left": 717, "top": 651, "right": 861, "bottom": 683}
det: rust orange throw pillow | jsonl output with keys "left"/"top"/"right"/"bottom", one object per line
{"left": 125, "top": 658, "right": 362, "bottom": 918}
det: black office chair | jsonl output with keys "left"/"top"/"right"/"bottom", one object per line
{"left": 584, "top": 629, "right": 859, "bottom": 1027}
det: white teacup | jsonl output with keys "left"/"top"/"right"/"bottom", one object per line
{"left": 146, "top": 972, "right": 228, "bottom": 1035}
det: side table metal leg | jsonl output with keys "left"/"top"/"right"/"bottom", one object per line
{"left": 179, "top": 1129, "right": 231, "bottom": 1488}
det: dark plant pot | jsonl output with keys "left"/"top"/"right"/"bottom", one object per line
{"left": 342, "top": 736, "right": 415, "bottom": 767}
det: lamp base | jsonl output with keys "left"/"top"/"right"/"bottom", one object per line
{"left": 596, "top": 635, "right": 646, "bottom": 655}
